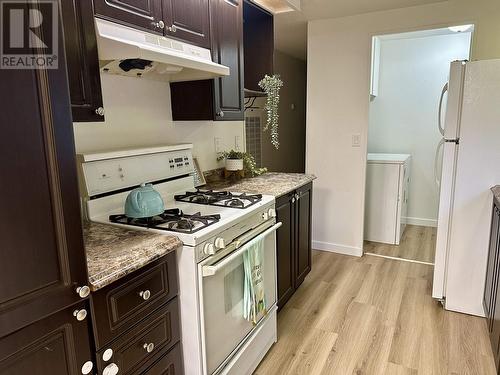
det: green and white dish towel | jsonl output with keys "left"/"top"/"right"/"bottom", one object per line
{"left": 243, "top": 238, "right": 266, "bottom": 324}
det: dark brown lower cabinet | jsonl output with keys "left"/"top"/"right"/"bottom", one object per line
{"left": 484, "top": 197, "right": 500, "bottom": 372}
{"left": 276, "top": 182, "right": 313, "bottom": 310}
{"left": 0, "top": 302, "right": 93, "bottom": 375}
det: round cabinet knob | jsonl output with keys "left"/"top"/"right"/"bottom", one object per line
{"left": 139, "top": 290, "right": 151, "bottom": 300}
{"left": 102, "top": 348, "right": 113, "bottom": 362}
{"left": 95, "top": 107, "right": 105, "bottom": 116}
{"left": 103, "top": 363, "right": 119, "bottom": 375}
{"left": 73, "top": 309, "right": 87, "bottom": 321}
{"left": 267, "top": 208, "right": 276, "bottom": 218}
{"left": 158, "top": 20, "right": 165, "bottom": 29}
{"left": 214, "top": 237, "right": 225, "bottom": 249}
{"left": 204, "top": 243, "right": 215, "bottom": 255}
{"left": 81, "top": 361, "right": 93, "bottom": 375}
{"left": 262, "top": 212, "right": 269, "bottom": 221}
{"left": 76, "top": 285, "right": 90, "bottom": 299}
{"left": 170, "top": 25, "right": 177, "bottom": 33}
{"left": 216, "top": 110, "right": 225, "bottom": 118}
{"left": 143, "top": 342, "right": 155, "bottom": 353}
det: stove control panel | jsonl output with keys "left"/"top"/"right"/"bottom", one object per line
{"left": 80, "top": 148, "right": 195, "bottom": 197}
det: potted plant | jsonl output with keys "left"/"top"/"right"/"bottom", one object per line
{"left": 217, "top": 150, "right": 267, "bottom": 177}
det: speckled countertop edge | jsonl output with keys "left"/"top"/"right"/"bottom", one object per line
{"left": 204, "top": 172, "right": 316, "bottom": 197}
{"left": 492, "top": 185, "right": 500, "bottom": 203}
{"left": 84, "top": 222, "right": 182, "bottom": 291}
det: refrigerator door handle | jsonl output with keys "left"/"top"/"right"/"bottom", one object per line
{"left": 434, "top": 138, "right": 445, "bottom": 189}
{"left": 438, "top": 82, "right": 448, "bottom": 136}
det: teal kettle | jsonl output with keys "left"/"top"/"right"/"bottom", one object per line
{"left": 125, "top": 183, "right": 165, "bottom": 218}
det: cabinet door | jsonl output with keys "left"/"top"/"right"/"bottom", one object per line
{"left": 62, "top": 0, "right": 104, "bottom": 122}
{"left": 485, "top": 205, "right": 500, "bottom": 327}
{"left": 0, "top": 12, "right": 89, "bottom": 337}
{"left": 211, "top": 0, "right": 244, "bottom": 120}
{"left": 163, "top": 0, "right": 210, "bottom": 48}
{"left": 276, "top": 193, "right": 295, "bottom": 310}
{"left": 93, "top": 0, "right": 164, "bottom": 34}
{"left": 0, "top": 302, "right": 93, "bottom": 375}
{"left": 295, "top": 183, "right": 312, "bottom": 288}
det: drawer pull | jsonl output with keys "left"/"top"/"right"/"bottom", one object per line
{"left": 103, "top": 363, "right": 119, "bottom": 375}
{"left": 143, "top": 342, "right": 155, "bottom": 353}
{"left": 139, "top": 290, "right": 151, "bottom": 300}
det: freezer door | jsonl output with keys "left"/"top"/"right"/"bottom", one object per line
{"left": 443, "top": 61, "right": 466, "bottom": 140}
{"left": 432, "top": 141, "right": 459, "bottom": 300}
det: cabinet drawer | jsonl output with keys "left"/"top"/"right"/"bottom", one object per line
{"left": 92, "top": 252, "right": 178, "bottom": 348}
{"left": 97, "top": 298, "right": 181, "bottom": 375}
{"left": 139, "top": 344, "right": 183, "bottom": 375}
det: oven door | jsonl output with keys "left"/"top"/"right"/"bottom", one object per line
{"left": 199, "top": 221, "right": 280, "bottom": 375}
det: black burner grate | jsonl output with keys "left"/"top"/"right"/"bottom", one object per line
{"left": 174, "top": 190, "right": 262, "bottom": 209}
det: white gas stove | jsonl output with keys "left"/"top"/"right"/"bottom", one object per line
{"left": 78, "top": 145, "right": 279, "bottom": 375}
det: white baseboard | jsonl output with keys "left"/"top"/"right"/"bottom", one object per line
{"left": 403, "top": 216, "right": 438, "bottom": 227}
{"left": 312, "top": 240, "right": 363, "bottom": 257}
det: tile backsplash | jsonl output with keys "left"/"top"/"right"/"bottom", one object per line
{"left": 245, "top": 115, "right": 262, "bottom": 167}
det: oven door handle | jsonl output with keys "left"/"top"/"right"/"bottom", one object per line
{"left": 202, "top": 222, "right": 282, "bottom": 277}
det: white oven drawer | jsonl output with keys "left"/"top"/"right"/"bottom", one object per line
{"left": 198, "top": 223, "right": 279, "bottom": 375}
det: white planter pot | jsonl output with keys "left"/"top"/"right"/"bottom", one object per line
{"left": 225, "top": 158, "right": 244, "bottom": 171}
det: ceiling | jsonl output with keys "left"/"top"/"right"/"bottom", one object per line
{"left": 274, "top": 0, "right": 448, "bottom": 60}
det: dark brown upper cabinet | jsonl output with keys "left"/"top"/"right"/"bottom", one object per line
{"left": 93, "top": 0, "right": 164, "bottom": 34}
{"left": 243, "top": 0, "right": 273, "bottom": 93}
{"left": 62, "top": 0, "right": 104, "bottom": 122}
{"left": 93, "top": 0, "right": 210, "bottom": 48}
{"left": 170, "top": 0, "right": 244, "bottom": 121}
{"left": 164, "top": 0, "right": 211, "bottom": 48}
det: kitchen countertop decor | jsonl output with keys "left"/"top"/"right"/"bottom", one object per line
{"left": 84, "top": 222, "right": 182, "bottom": 291}
{"left": 205, "top": 172, "right": 316, "bottom": 197}
{"left": 492, "top": 185, "right": 500, "bottom": 203}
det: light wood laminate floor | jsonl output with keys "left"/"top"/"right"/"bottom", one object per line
{"left": 255, "top": 250, "right": 495, "bottom": 375}
{"left": 364, "top": 225, "right": 437, "bottom": 264}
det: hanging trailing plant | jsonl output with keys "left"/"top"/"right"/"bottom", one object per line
{"left": 258, "top": 74, "right": 283, "bottom": 150}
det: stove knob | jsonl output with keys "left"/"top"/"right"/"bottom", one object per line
{"left": 262, "top": 212, "right": 269, "bottom": 220}
{"left": 204, "top": 243, "right": 215, "bottom": 255}
{"left": 268, "top": 208, "right": 276, "bottom": 218}
{"left": 214, "top": 237, "right": 225, "bottom": 249}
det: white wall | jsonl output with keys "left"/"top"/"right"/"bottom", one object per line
{"left": 368, "top": 32, "right": 471, "bottom": 227}
{"left": 73, "top": 74, "right": 244, "bottom": 172}
{"left": 306, "top": 0, "right": 500, "bottom": 257}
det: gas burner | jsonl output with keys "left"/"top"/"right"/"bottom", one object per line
{"left": 109, "top": 209, "right": 220, "bottom": 234}
{"left": 174, "top": 190, "right": 262, "bottom": 209}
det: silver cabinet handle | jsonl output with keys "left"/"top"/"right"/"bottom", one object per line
{"left": 217, "top": 110, "right": 225, "bottom": 117}
{"left": 95, "top": 106, "right": 105, "bottom": 116}
{"left": 170, "top": 24, "right": 177, "bottom": 33}
{"left": 73, "top": 309, "right": 87, "bottom": 321}
{"left": 76, "top": 285, "right": 90, "bottom": 298}
{"left": 291, "top": 197, "right": 296, "bottom": 203}
{"left": 295, "top": 193, "right": 300, "bottom": 201}
{"left": 102, "top": 363, "right": 119, "bottom": 375}
{"left": 143, "top": 342, "right": 155, "bottom": 353}
{"left": 139, "top": 290, "right": 151, "bottom": 300}
{"left": 158, "top": 20, "right": 165, "bottom": 29}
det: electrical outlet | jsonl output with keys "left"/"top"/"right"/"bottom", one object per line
{"left": 235, "top": 135, "right": 242, "bottom": 151}
{"left": 352, "top": 134, "right": 361, "bottom": 147}
{"left": 214, "top": 137, "right": 222, "bottom": 153}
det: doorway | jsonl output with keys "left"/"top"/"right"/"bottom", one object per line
{"left": 363, "top": 25, "right": 473, "bottom": 264}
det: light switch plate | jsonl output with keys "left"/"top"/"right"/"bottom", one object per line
{"left": 235, "top": 135, "right": 242, "bottom": 151}
{"left": 352, "top": 134, "right": 361, "bottom": 147}
{"left": 214, "top": 137, "right": 222, "bottom": 153}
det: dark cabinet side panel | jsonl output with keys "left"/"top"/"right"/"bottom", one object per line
{"left": 295, "top": 183, "right": 312, "bottom": 289}
{"left": 93, "top": 0, "right": 163, "bottom": 33}
{"left": 62, "top": 0, "right": 104, "bottom": 122}
{"left": 163, "top": 0, "right": 211, "bottom": 48}
{"left": 276, "top": 193, "right": 295, "bottom": 311}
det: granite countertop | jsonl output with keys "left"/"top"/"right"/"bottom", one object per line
{"left": 492, "top": 185, "right": 500, "bottom": 203}
{"left": 84, "top": 222, "right": 182, "bottom": 291}
{"left": 205, "top": 172, "right": 316, "bottom": 197}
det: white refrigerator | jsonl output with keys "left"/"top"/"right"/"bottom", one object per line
{"left": 433, "top": 59, "right": 500, "bottom": 316}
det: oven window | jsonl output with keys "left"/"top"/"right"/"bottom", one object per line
{"left": 224, "top": 263, "right": 244, "bottom": 314}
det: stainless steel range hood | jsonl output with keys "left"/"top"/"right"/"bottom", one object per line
{"left": 94, "top": 18, "right": 229, "bottom": 82}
